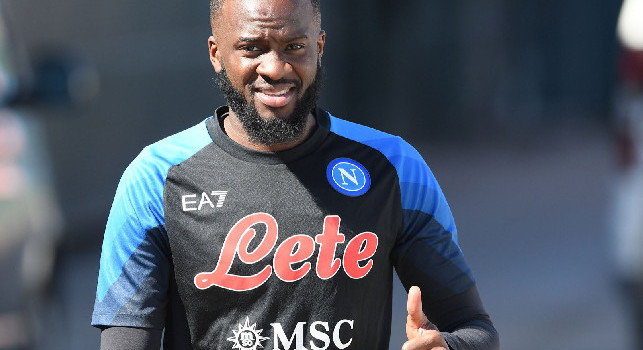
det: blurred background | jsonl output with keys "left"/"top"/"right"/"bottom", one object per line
{"left": 0, "top": 0, "right": 641, "bottom": 349}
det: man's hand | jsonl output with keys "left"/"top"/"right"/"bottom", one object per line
{"left": 403, "top": 286, "right": 449, "bottom": 350}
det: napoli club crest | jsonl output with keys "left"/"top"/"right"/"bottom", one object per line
{"left": 326, "top": 158, "right": 371, "bottom": 196}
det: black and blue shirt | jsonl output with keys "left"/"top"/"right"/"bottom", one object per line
{"left": 92, "top": 107, "right": 486, "bottom": 350}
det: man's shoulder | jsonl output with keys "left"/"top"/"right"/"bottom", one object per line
{"left": 326, "top": 112, "right": 399, "bottom": 142}
{"left": 135, "top": 118, "right": 211, "bottom": 166}
{"left": 121, "top": 118, "right": 213, "bottom": 183}
{"left": 325, "top": 111, "right": 424, "bottom": 164}
{"left": 142, "top": 118, "right": 212, "bottom": 163}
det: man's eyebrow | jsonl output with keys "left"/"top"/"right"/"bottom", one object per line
{"left": 235, "top": 35, "right": 310, "bottom": 44}
{"left": 236, "top": 37, "right": 263, "bottom": 44}
{"left": 283, "top": 35, "right": 309, "bottom": 42}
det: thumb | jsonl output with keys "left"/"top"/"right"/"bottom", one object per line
{"left": 406, "top": 286, "right": 429, "bottom": 330}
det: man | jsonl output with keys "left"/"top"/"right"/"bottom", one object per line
{"left": 92, "top": 0, "right": 499, "bottom": 349}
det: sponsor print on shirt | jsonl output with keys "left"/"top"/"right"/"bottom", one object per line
{"left": 181, "top": 190, "right": 228, "bottom": 211}
{"left": 194, "top": 213, "right": 378, "bottom": 291}
{"left": 228, "top": 317, "right": 354, "bottom": 350}
{"left": 326, "top": 158, "right": 371, "bottom": 197}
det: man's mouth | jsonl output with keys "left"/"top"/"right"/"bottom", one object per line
{"left": 254, "top": 86, "right": 296, "bottom": 108}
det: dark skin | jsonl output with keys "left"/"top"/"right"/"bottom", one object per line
{"left": 208, "top": 1, "right": 448, "bottom": 349}
{"left": 406, "top": 286, "right": 449, "bottom": 350}
{"left": 100, "top": 2, "right": 494, "bottom": 349}
{"left": 208, "top": 0, "right": 325, "bottom": 152}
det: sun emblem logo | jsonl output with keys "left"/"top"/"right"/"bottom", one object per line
{"left": 227, "top": 317, "right": 269, "bottom": 350}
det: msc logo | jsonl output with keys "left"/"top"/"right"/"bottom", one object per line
{"left": 326, "top": 158, "right": 370, "bottom": 197}
{"left": 228, "top": 318, "right": 354, "bottom": 350}
{"left": 227, "top": 318, "right": 269, "bottom": 350}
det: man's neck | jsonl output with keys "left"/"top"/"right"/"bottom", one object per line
{"left": 222, "top": 111, "right": 317, "bottom": 152}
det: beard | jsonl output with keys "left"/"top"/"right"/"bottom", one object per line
{"left": 215, "top": 63, "right": 323, "bottom": 145}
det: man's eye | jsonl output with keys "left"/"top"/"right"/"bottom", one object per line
{"left": 286, "top": 44, "right": 305, "bottom": 51}
{"left": 242, "top": 45, "right": 261, "bottom": 52}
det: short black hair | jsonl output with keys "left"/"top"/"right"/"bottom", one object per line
{"left": 209, "top": 0, "right": 321, "bottom": 25}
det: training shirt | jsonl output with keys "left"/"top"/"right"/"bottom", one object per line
{"left": 92, "top": 106, "right": 488, "bottom": 350}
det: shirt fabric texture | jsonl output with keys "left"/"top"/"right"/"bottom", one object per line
{"left": 92, "top": 106, "right": 489, "bottom": 350}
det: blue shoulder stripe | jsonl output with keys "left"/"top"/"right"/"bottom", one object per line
{"left": 96, "top": 119, "right": 212, "bottom": 302}
{"left": 328, "top": 114, "right": 458, "bottom": 242}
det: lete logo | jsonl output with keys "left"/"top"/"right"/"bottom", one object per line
{"left": 194, "top": 213, "right": 378, "bottom": 291}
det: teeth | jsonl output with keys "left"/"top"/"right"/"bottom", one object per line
{"left": 261, "top": 88, "right": 290, "bottom": 96}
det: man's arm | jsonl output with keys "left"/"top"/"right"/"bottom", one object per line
{"left": 92, "top": 149, "right": 173, "bottom": 333}
{"left": 423, "top": 283, "right": 498, "bottom": 349}
{"left": 441, "top": 319, "right": 499, "bottom": 350}
{"left": 386, "top": 140, "right": 498, "bottom": 349}
{"left": 100, "top": 327, "right": 162, "bottom": 350}
{"left": 405, "top": 286, "right": 499, "bottom": 350}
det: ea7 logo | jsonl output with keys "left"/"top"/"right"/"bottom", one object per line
{"left": 194, "top": 213, "right": 379, "bottom": 291}
{"left": 182, "top": 191, "right": 228, "bottom": 211}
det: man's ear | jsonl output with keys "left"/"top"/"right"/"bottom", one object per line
{"left": 208, "top": 36, "right": 223, "bottom": 73}
{"left": 317, "top": 30, "right": 326, "bottom": 63}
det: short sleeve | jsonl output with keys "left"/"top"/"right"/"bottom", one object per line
{"left": 91, "top": 149, "right": 171, "bottom": 329}
{"left": 91, "top": 119, "right": 212, "bottom": 329}
{"left": 389, "top": 140, "right": 476, "bottom": 304}
{"left": 324, "top": 113, "right": 481, "bottom": 329}
{"left": 90, "top": 119, "right": 214, "bottom": 331}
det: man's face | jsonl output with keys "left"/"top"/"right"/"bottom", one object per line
{"left": 209, "top": 0, "right": 325, "bottom": 142}
{"left": 215, "top": 63, "right": 322, "bottom": 144}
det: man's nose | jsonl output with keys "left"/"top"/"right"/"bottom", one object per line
{"left": 256, "top": 51, "right": 293, "bottom": 81}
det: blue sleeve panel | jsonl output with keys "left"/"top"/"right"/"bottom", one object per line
{"left": 92, "top": 119, "right": 212, "bottom": 328}
{"left": 328, "top": 114, "right": 475, "bottom": 296}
